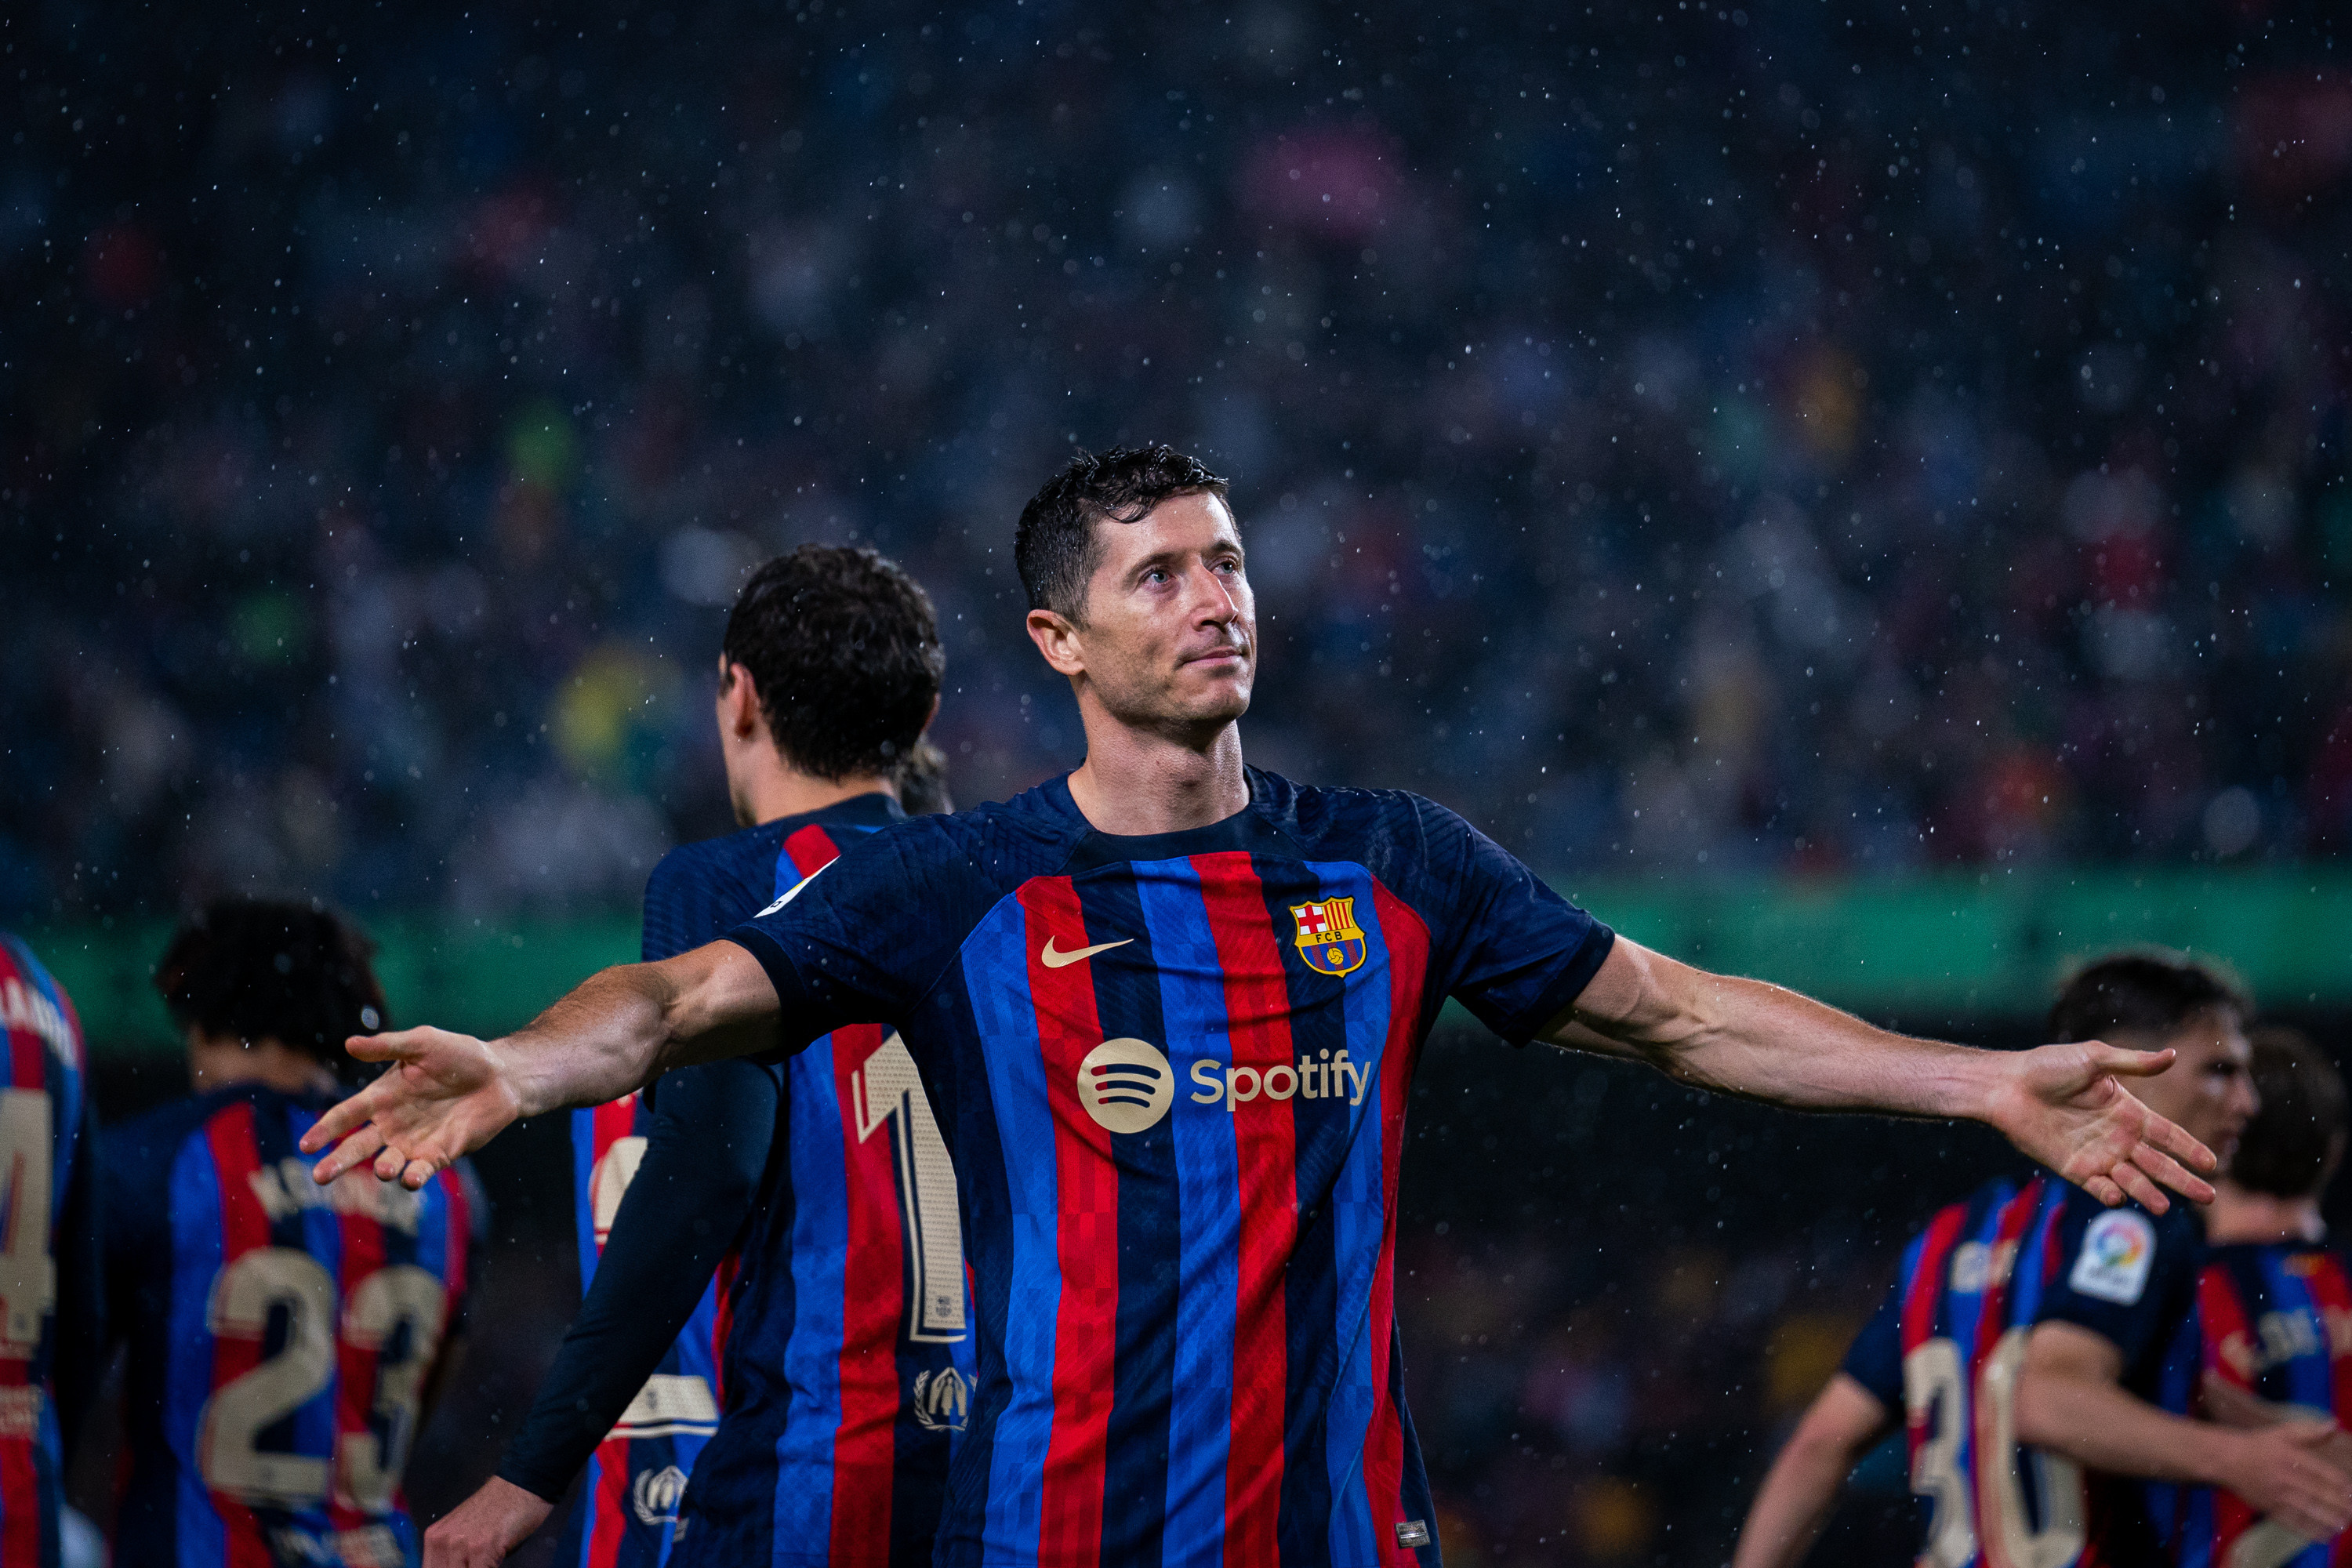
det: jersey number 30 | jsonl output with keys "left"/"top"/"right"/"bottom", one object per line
{"left": 1905, "top": 1330, "right": 2086, "bottom": 1568}
{"left": 198, "top": 1248, "right": 448, "bottom": 1512}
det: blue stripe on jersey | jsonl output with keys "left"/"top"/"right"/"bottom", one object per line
{"left": 1308, "top": 861, "right": 1399, "bottom": 1566}
{"left": 165, "top": 1132, "right": 227, "bottom": 1568}
{"left": 2269, "top": 1253, "right": 2332, "bottom": 1413}
{"left": 774, "top": 1034, "right": 849, "bottom": 1554}
{"left": 1134, "top": 863, "right": 1239, "bottom": 1568}
{"left": 1079, "top": 866, "right": 1180, "bottom": 1566}
{"left": 959, "top": 901, "right": 1055, "bottom": 1564}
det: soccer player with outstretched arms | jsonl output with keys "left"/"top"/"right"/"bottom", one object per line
{"left": 0, "top": 934, "right": 103, "bottom": 1568}
{"left": 425, "top": 546, "right": 969, "bottom": 1568}
{"left": 103, "top": 900, "right": 481, "bottom": 1568}
{"left": 1731, "top": 956, "right": 2352, "bottom": 1568}
{"left": 307, "top": 446, "right": 2224, "bottom": 1568}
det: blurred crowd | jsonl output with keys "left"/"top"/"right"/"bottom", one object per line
{"left": 5, "top": 0, "right": 2350, "bottom": 924}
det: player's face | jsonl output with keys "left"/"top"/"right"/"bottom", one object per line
{"left": 1069, "top": 492, "right": 1257, "bottom": 731}
{"left": 2130, "top": 1006, "right": 2258, "bottom": 1165}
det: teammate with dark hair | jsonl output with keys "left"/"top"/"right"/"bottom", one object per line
{"left": 309, "top": 446, "right": 2227, "bottom": 1568}
{"left": 1732, "top": 953, "right": 2347, "bottom": 1568}
{"left": 0, "top": 934, "right": 103, "bottom": 1568}
{"left": 103, "top": 898, "right": 481, "bottom": 1567}
{"left": 425, "top": 543, "right": 963, "bottom": 1568}
{"left": 2136, "top": 1028, "right": 2352, "bottom": 1566}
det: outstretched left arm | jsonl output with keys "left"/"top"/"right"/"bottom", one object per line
{"left": 1540, "top": 938, "right": 2216, "bottom": 1210}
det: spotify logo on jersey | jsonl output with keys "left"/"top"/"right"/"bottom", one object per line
{"left": 1076, "top": 1038, "right": 1175, "bottom": 1134}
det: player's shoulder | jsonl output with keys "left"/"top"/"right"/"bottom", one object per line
{"left": 647, "top": 820, "right": 788, "bottom": 899}
{"left": 2045, "top": 1187, "right": 2194, "bottom": 1310}
{"left": 1247, "top": 769, "right": 1470, "bottom": 857}
{"left": 811, "top": 783, "right": 1083, "bottom": 895}
{"left": 0, "top": 931, "right": 85, "bottom": 1069}
{"left": 103, "top": 1088, "right": 247, "bottom": 1185}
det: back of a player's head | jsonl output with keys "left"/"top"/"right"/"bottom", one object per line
{"left": 1015, "top": 445, "right": 1230, "bottom": 623}
{"left": 2046, "top": 950, "right": 2249, "bottom": 1046}
{"left": 155, "top": 898, "right": 387, "bottom": 1068}
{"left": 2228, "top": 1027, "right": 2347, "bottom": 1199}
{"left": 894, "top": 735, "right": 955, "bottom": 816}
{"left": 721, "top": 544, "right": 946, "bottom": 781}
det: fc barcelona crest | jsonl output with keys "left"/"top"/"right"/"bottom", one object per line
{"left": 1290, "top": 897, "right": 1367, "bottom": 977}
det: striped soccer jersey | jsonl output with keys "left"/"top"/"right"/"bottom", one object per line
{"left": 2144, "top": 1241, "right": 2352, "bottom": 1568}
{"left": 723, "top": 768, "right": 1616, "bottom": 1567}
{"left": 0, "top": 935, "right": 97, "bottom": 1568}
{"left": 103, "top": 1085, "right": 477, "bottom": 1568}
{"left": 1842, "top": 1173, "right": 2083, "bottom": 1568}
{"left": 563, "top": 793, "right": 969, "bottom": 1568}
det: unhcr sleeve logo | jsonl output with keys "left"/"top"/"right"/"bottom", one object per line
{"left": 912, "top": 1367, "right": 970, "bottom": 1432}
{"left": 1076, "top": 1038, "right": 1175, "bottom": 1134}
{"left": 631, "top": 1464, "right": 688, "bottom": 1526}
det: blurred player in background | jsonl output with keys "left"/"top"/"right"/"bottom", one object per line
{"left": 0, "top": 935, "right": 102, "bottom": 1568}
{"left": 2138, "top": 1028, "right": 2351, "bottom": 1566}
{"left": 424, "top": 545, "right": 967, "bottom": 1568}
{"left": 102, "top": 900, "right": 480, "bottom": 1568}
{"left": 1732, "top": 954, "right": 2352, "bottom": 1567}
{"left": 310, "top": 448, "right": 2228, "bottom": 1568}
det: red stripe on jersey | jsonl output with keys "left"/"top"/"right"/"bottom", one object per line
{"left": 201, "top": 1102, "right": 279, "bottom": 1568}
{"left": 784, "top": 823, "right": 844, "bottom": 880}
{"left": 1897, "top": 1203, "right": 1968, "bottom": 1475}
{"left": 331, "top": 1204, "right": 387, "bottom": 1534}
{"left": 1360, "top": 883, "right": 1432, "bottom": 1565}
{"left": 1023, "top": 877, "right": 1116, "bottom": 1567}
{"left": 710, "top": 1252, "right": 740, "bottom": 1407}
{"left": 829, "top": 1022, "right": 902, "bottom": 1566}
{"left": 585, "top": 1444, "right": 631, "bottom": 1568}
{"left": 437, "top": 1164, "right": 474, "bottom": 1301}
{"left": 2195, "top": 1265, "right": 2261, "bottom": 1557}
{"left": 1193, "top": 853, "right": 1300, "bottom": 1564}
{"left": 0, "top": 1010, "right": 37, "bottom": 1568}
{"left": 2296, "top": 1256, "right": 2352, "bottom": 1568}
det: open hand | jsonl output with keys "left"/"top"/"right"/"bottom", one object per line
{"left": 2221, "top": 1420, "right": 2352, "bottom": 1544}
{"left": 424, "top": 1475, "right": 555, "bottom": 1568}
{"left": 1985, "top": 1041, "right": 2216, "bottom": 1210}
{"left": 297, "top": 1027, "right": 524, "bottom": 1189}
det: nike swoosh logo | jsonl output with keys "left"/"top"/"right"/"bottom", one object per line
{"left": 1040, "top": 936, "right": 1133, "bottom": 969}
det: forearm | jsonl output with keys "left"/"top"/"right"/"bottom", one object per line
{"left": 501, "top": 945, "right": 779, "bottom": 1118}
{"left": 1731, "top": 1437, "right": 1853, "bottom": 1568}
{"left": 1569, "top": 943, "right": 1992, "bottom": 1118}
{"left": 2016, "top": 1368, "right": 2245, "bottom": 1485}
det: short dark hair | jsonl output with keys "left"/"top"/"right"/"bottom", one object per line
{"left": 2047, "top": 951, "right": 2249, "bottom": 1044}
{"left": 721, "top": 545, "right": 946, "bottom": 781}
{"left": 2229, "top": 1027, "right": 2347, "bottom": 1199}
{"left": 1014, "top": 445, "right": 1230, "bottom": 622}
{"left": 155, "top": 898, "right": 387, "bottom": 1069}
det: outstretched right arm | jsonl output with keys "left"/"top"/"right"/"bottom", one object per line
{"left": 299, "top": 938, "right": 779, "bottom": 1188}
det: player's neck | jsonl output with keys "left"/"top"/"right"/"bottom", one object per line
{"left": 187, "top": 1032, "right": 343, "bottom": 1098}
{"left": 1065, "top": 716, "right": 1247, "bottom": 836}
{"left": 2204, "top": 1182, "right": 2326, "bottom": 1245}
{"left": 732, "top": 755, "right": 897, "bottom": 827}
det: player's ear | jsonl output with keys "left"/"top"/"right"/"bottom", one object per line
{"left": 722, "top": 661, "right": 764, "bottom": 738}
{"left": 1026, "top": 608, "right": 1087, "bottom": 677}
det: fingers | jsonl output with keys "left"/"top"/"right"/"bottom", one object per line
{"left": 2085, "top": 1043, "right": 2176, "bottom": 1079}
{"left": 2081, "top": 1173, "right": 2124, "bottom": 1207}
{"left": 299, "top": 1078, "right": 397, "bottom": 1155}
{"left": 2134, "top": 1102, "right": 2220, "bottom": 1174}
{"left": 2111, "top": 1161, "right": 2170, "bottom": 1215}
{"left": 2128, "top": 1142, "right": 2215, "bottom": 1207}
{"left": 310, "top": 1127, "right": 388, "bottom": 1184}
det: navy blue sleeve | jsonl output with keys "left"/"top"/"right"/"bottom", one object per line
{"left": 1409, "top": 798, "right": 1615, "bottom": 1044}
{"left": 1838, "top": 1280, "right": 1904, "bottom": 1410}
{"left": 724, "top": 815, "right": 1010, "bottom": 1052}
{"left": 2030, "top": 1190, "right": 2201, "bottom": 1376}
{"left": 498, "top": 1060, "right": 779, "bottom": 1501}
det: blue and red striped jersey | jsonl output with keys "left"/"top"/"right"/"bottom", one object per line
{"left": 1839, "top": 1173, "right": 2085, "bottom": 1568}
{"left": 0, "top": 935, "right": 98, "bottom": 1568}
{"left": 724, "top": 768, "right": 1616, "bottom": 1567}
{"left": 2144, "top": 1241, "right": 2352, "bottom": 1567}
{"left": 563, "top": 791, "right": 970, "bottom": 1568}
{"left": 103, "top": 1084, "right": 478, "bottom": 1568}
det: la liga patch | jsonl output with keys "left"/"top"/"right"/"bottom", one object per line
{"left": 2067, "top": 1209, "right": 2157, "bottom": 1305}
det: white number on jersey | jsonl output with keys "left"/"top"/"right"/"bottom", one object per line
{"left": 0, "top": 1088, "right": 55, "bottom": 1354}
{"left": 851, "top": 1033, "right": 967, "bottom": 1341}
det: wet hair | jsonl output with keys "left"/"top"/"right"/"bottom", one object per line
{"left": 1014, "top": 445, "right": 1230, "bottom": 622}
{"left": 2229, "top": 1027, "right": 2347, "bottom": 1199}
{"left": 155, "top": 898, "right": 387, "bottom": 1069}
{"left": 895, "top": 735, "right": 955, "bottom": 816}
{"left": 2046, "top": 951, "right": 2249, "bottom": 1046}
{"left": 721, "top": 545, "right": 946, "bottom": 781}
